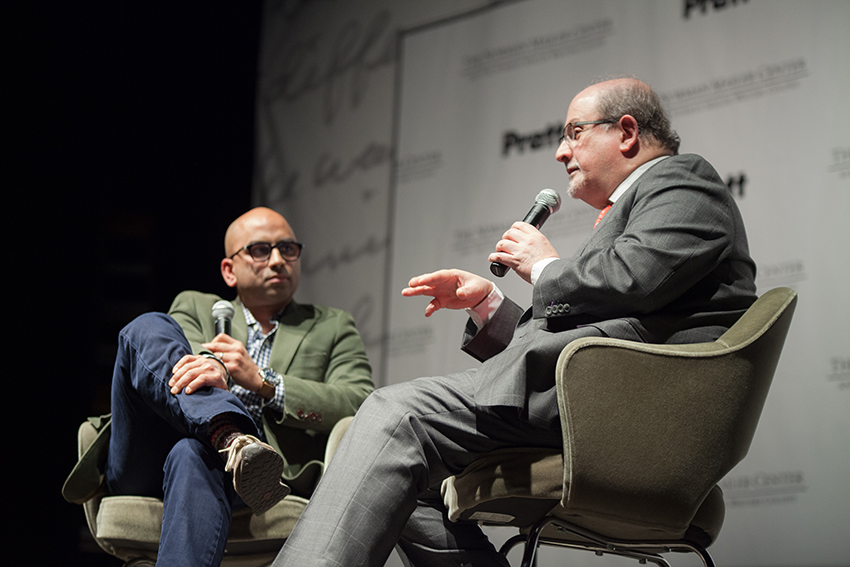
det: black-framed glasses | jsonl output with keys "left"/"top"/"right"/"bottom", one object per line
{"left": 229, "top": 241, "right": 304, "bottom": 262}
{"left": 559, "top": 118, "right": 618, "bottom": 144}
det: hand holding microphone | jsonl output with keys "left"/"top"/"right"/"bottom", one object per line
{"left": 170, "top": 301, "right": 235, "bottom": 394}
{"left": 206, "top": 300, "right": 264, "bottom": 389}
{"left": 490, "top": 188, "right": 561, "bottom": 278}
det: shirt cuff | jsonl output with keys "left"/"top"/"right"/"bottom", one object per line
{"left": 464, "top": 285, "right": 505, "bottom": 330}
{"left": 262, "top": 380, "right": 286, "bottom": 414}
{"left": 531, "top": 257, "right": 559, "bottom": 285}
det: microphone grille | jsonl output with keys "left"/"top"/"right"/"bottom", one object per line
{"left": 535, "top": 188, "right": 561, "bottom": 213}
{"left": 212, "top": 300, "right": 235, "bottom": 319}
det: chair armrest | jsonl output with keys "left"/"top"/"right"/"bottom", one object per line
{"left": 324, "top": 415, "right": 354, "bottom": 464}
{"left": 63, "top": 415, "right": 112, "bottom": 504}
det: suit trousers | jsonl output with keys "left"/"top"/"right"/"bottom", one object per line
{"left": 273, "top": 371, "right": 563, "bottom": 567}
{"left": 106, "top": 312, "right": 258, "bottom": 567}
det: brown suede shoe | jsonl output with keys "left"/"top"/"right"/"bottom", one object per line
{"left": 220, "top": 434, "right": 290, "bottom": 515}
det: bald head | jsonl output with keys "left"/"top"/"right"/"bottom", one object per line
{"left": 221, "top": 207, "right": 301, "bottom": 317}
{"left": 581, "top": 77, "right": 680, "bottom": 155}
{"left": 225, "top": 207, "right": 295, "bottom": 257}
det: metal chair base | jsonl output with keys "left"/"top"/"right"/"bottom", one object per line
{"left": 498, "top": 515, "right": 716, "bottom": 567}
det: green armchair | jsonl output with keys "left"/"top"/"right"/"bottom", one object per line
{"left": 442, "top": 287, "right": 797, "bottom": 567}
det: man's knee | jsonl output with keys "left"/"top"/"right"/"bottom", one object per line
{"left": 121, "top": 312, "right": 181, "bottom": 343}
{"left": 359, "top": 380, "right": 425, "bottom": 418}
{"left": 363, "top": 375, "right": 466, "bottom": 420}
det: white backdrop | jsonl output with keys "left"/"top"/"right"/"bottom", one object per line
{"left": 256, "top": 1, "right": 850, "bottom": 565}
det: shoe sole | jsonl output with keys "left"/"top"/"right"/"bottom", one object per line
{"left": 237, "top": 443, "right": 291, "bottom": 515}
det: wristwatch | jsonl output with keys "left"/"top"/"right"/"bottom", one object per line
{"left": 257, "top": 367, "right": 282, "bottom": 400}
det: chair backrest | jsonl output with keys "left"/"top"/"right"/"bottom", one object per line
{"left": 711, "top": 286, "right": 798, "bottom": 466}
{"left": 554, "top": 287, "right": 797, "bottom": 535}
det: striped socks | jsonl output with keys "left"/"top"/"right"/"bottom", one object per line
{"left": 209, "top": 414, "right": 242, "bottom": 452}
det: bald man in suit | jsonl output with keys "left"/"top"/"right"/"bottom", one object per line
{"left": 274, "top": 77, "right": 757, "bottom": 567}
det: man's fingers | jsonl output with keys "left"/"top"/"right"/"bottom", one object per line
{"left": 170, "top": 357, "right": 224, "bottom": 394}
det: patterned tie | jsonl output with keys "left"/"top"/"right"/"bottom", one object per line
{"left": 594, "top": 204, "right": 612, "bottom": 228}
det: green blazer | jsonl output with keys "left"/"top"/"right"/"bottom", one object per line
{"left": 168, "top": 290, "right": 374, "bottom": 496}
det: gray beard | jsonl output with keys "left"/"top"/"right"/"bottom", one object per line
{"left": 566, "top": 162, "right": 582, "bottom": 198}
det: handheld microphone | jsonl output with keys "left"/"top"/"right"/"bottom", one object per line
{"left": 212, "top": 300, "right": 235, "bottom": 336}
{"left": 490, "top": 188, "right": 561, "bottom": 277}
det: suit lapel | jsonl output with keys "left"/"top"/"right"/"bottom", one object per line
{"left": 573, "top": 169, "right": 645, "bottom": 257}
{"left": 268, "top": 302, "right": 318, "bottom": 373}
{"left": 230, "top": 299, "right": 250, "bottom": 344}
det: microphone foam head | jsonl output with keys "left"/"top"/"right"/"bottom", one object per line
{"left": 212, "top": 300, "right": 235, "bottom": 319}
{"left": 536, "top": 188, "right": 561, "bottom": 214}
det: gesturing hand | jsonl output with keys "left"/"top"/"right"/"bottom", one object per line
{"left": 402, "top": 269, "right": 494, "bottom": 317}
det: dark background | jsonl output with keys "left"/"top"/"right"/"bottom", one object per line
{"left": 12, "top": 2, "right": 264, "bottom": 564}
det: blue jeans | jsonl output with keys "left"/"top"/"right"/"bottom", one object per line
{"left": 106, "top": 312, "right": 257, "bottom": 567}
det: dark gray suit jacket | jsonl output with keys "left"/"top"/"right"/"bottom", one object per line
{"left": 462, "top": 154, "right": 757, "bottom": 428}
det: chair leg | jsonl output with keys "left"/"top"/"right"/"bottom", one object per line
{"left": 498, "top": 533, "right": 538, "bottom": 567}
{"left": 670, "top": 541, "right": 716, "bottom": 567}
{"left": 516, "top": 515, "right": 561, "bottom": 567}
{"left": 498, "top": 534, "right": 528, "bottom": 556}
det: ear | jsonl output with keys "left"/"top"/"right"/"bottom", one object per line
{"left": 618, "top": 115, "right": 640, "bottom": 153}
{"left": 221, "top": 258, "right": 238, "bottom": 288}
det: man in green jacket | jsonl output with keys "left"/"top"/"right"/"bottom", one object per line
{"left": 103, "top": 207, "right": 373, "bottom": 567}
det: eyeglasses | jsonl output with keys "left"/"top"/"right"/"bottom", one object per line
{"left": 229, "top": 241, "right": 304, "bottom": 262}
{"left": 559, "top": 118, "right": 618, "bottom": 144}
